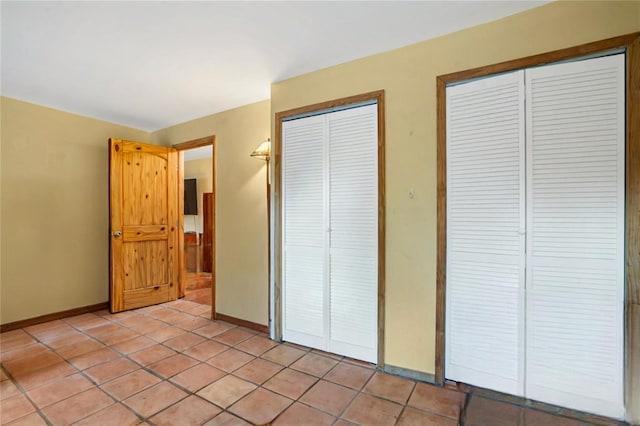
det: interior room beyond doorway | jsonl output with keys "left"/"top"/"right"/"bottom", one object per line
{"left": 182, "top": 144, "right": 214, "bottom": 306}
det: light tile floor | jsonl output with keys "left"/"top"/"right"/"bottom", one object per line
{"left": 0, "top": 300, "right": 626, "bottom": 425}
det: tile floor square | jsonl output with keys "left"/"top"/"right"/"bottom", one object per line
{"left": 170, "top": 363, "right": 226, "bottom": 392}
{"left": 41, "top": 387, "right": 113, "bottom": 425}
{"left": 272, "top": 402, "right": 336, "bottom": 425}
{"left": 97, "top": 328, "right": 139, "bottom": 346}
{"left": 112, "top": 335, "right": 156, "bottom": 355}
{"left": 147, "top": 353, "right": 199, "bottom": 378}
{"left": 55, "top": 339, "right": 104, "bottom": 359}
{"left": 233, "top": 358, "right": 283, "bottom": 385}
{"left": 407, "top": 382, "right": 465, "bottom": 419}
{"left": 203, "top": 412, "right": 251, "bottom": 426}
{"left": 464, "top": 395, "right": 522, "bottom": 426}
{"left": 175, "top": 316, "right": 211, "bottom": 331}
{"left": 101, "top": 369, "right": 161, "bottom": 400}
{"left": 193, "top": 322, "right": 232, "bottom": 339}
{"left": 290, "top": 352, "right": 339, "bottom": 377}
{"left": 29, "top": 324, "right": 76, "bottom": 343}
{"left": 123, "top": 381, "right": 188, "bottom": 418}
{"left": 13, "top": 361, "right": 77, "bottom": 390}
{"left": 300, "top": 379, "right": 357, "bottom": 416}
{"left": 0, "top": 333, "right": 36, "bottom": 354}
{"left": 212, "top": 328, "right": 255, "bottom": 346}
{"left": 150, "top": 395, "right": 221, "bottom": 426}
{"left": 397, "top": 406, "right": 458, "bottom": 426}
{"left": 183, "top": 340, "right": 229, "bottom": 361}
{"left": 263, "top": 368, "right": 317, "bottom": 400}
{"left": 4, "top": 348, "right": 61, "bottom": 376}
{"left": 342, "top": 393, "right": 403, "bottom": 426}
{"left": 5, "top": 412, "right": 47, "bottom": 426}
{"left": 74, "top": 403, "right": 140, "bottom": 426}
{"left": 26, "top": 373, "right": 93, "bottom": 407}
{"left": 523, "top": 409, "right": 592, "bottom": 426}
{"left": 83, "top": 323, "right": 122, "bottom": 339}
{"left": 0, "top": 380, "right": 21, "bottom": 401}
{"left": 128, "top": 344, "right": 176, "bottom": 366}
{"left": 207, "top": 348, "right": 254, "bottom": 372}
{"left": 46, "top": 332, "right": 90, "bottom": 349}
{"left": 163, "top": 332, "right": 206, "bottom": 351}
{"left": 324, "top": 361, "right": 374, "bottom": 390}
{"left": 129, "top": 318, "right": 167, "bottom": 334}
{"left": 0, "top": 394, "right": 36, "bottom": 425}
{"left": 84, "top": 357, "right": 139, "bottom": 384}
{"left": 197, "top": 375, "right": 257, "bottom": 409}
{"left": 229, "top": 388, "right": 292, "bottom": 425}
{"left": 146, "top": 326, "right": 185, "bottom": 343}
{"left": 68, "top": 347, "right": 120, "bottom": 370}
{"left": 364, "top": 371, "right": 416, "bottom": 404}
{"left": 235, "top": 334, "right": 279, "bottom": 356}
{"left": 261, "top": 344, "right": 307, "bottom": 366}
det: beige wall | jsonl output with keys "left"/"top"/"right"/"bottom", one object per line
{"left": 271, "top": 1, "right": 640, "bottom": 374}
{"left": 184, "top": 157, "right": 213, "bottom": 234}
{"left": 151, "top": 100, "right": 271, "bottom": 326}
{"left": 0, "top": 97, "right": 149, "bottom": 324}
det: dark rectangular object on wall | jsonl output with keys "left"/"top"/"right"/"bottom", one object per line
{"left": 184, "top": 179, "right": 198, "bottom": 215}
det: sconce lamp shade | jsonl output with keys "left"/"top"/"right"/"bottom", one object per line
{"left": 250, "top": 139, "right": 271, "bottom": 160}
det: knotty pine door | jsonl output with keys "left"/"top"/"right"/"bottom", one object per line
{"left": 109, "top": 139, "right": 180, "bottom": 313}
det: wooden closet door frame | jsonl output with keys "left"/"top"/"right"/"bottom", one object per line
{"left": 173, "top": 135, "right": 217, "bottom": 319}
{"left": 273, "top": 90, "right": 386, "bottom": 366}
{"left": 436, "top": 32, "right": 640, "bottom": 423}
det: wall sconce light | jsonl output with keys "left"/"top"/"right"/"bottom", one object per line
{"left": 251, "top": 137, "right": 272, "bottom": 286}
{"left": 250, "top": 138, "right": 271, "bottom": 160}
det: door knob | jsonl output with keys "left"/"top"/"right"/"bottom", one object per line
{"left": 113, "top": 231, "right": 122, "bottom": 238}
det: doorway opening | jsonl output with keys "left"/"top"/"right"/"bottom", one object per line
{"left": 173, "top": 136, "right": 216, "bottom": 317}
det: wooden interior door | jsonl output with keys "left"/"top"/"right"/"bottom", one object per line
{"left": 109, "top": 138, "right": 180, "bottom": 313}
{"left": 201, "top": 192, "right": 214, "bottom": 273}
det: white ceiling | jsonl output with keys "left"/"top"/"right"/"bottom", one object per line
{"left": 1, "top": 1, "right": 546, "bottom": 132}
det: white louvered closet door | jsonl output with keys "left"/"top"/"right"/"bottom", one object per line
{"left": 282, "top": 104, "right": 379, "bottom": 363}
{"left": 445, "top": 71, "right": 526, "bottom": 395}
{"left": 282, "top": 115, "right": 327, "bottom": 349}
{"left": 525, "top": 54, "right": 625, "bottom": 418}
{"left": 327, "top": 104, "right": 378, "bottom": 363}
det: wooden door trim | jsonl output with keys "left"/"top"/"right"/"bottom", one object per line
{"left": 173, "top": 135, "right": 217, "bottom": 319}
{"left": 435, "top": 32, "right": 640, "bottom": 421}
{"left": 173, "top": 136, "right": 215, "bottom": 151}
{"left": 273, "top": 90, "right": 386, "bottom": 366}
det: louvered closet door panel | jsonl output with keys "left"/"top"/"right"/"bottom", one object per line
{"left": 327, "top": 104, "right": 378, "bottom": 363}
{"left": 446, "top": 71, "right": 525, "bottom": 395}
{"left": 525, "top": 55, "right": 624, "bottom": 418}
{"left": 282, "top": 115, "right": 327, "bottom": 349}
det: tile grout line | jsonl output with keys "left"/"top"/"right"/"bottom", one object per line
{"left": 458, "top": 390, "right": 472, "bottom": 426}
